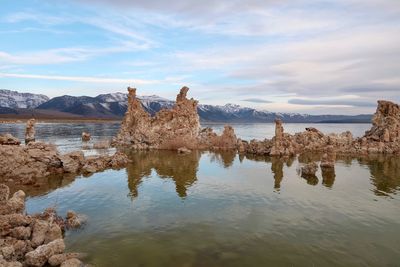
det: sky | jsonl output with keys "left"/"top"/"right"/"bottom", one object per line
{"left": 0, "top": 0, "right": 399, "bottom": 115}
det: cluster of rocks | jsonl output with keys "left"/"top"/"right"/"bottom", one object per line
{"left": 238, "top": 100, "right": 400, "bottom": 158}
{"left": 0, "top": 184, "right": 86, "bottom": 267}
{"left": 0, "top": 139, "right": 130, "bottom": 185}
{"left": 112, "top": 87, "right": 400, "bottom": 174}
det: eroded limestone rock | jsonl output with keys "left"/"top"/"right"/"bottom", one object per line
{"left": 0, "top": 142, "right": 129, "bottom": 183}
{"left": 270, "top": 119, "right": 296, "bottom": 157}
{"left": 81, "top": 132, "right": 91, "bottom": 142}
{"left": 0, "top": 134, "right": 20, "bottom": 145}
{"left": 114, "top": 86, "right": 200, "bottom": 149}
{"left": 365, "top": 100, "right": 400, "bottom": 142}
{"left": 25, "top": 119, "right": 36, "bottom": 144}
{"left": 25, "top": 239, "right": 65, "bottom": 267}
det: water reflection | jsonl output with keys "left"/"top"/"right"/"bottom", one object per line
{"left": 125, "top": 150, "right": 201, "bottom": 198}
{"left": 321, "top": 168, "right": 336, "bottom": 188}
{"left": 4, "top": 150, "right": 400, "bottom": 199}
{"left": 357, "top": 155, "right": 400, "bottom": 196}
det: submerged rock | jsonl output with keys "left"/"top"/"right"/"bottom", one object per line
{"left": 65, "top": 211, "right": 87, "bottom": 229}
{"left": 48, "top": 253, "right": 86, "bottom": 266}
{"left": 60, "top": 258, "right": 83, "bottom": 267}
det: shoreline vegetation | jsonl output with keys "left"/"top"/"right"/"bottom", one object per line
{"left": 0, "top": 86, "right": 399, "bottom": 267}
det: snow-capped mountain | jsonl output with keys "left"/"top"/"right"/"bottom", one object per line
{"left": 0, "top": 90, "right": 372, "bottom": 122}
{"left": 0, "top": 89, "right": 49, "bottom": 109}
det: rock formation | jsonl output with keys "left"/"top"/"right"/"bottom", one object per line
{"left": 0, "top": 134, "right": 20, "bottom": 145}
{"left": 0, "top": 142, "right": 130, "bottom": 184}
{"left": 81, "top": 132, "right": 91, "bottom": 142}
{"left": 270, "top": 119, "right": 296, "bottom": 157}
{"left": 365, "top": 100, "right": 400, "bottom": 142}
{"left": 0, "top": 184, "right": 86, "bottom": 267}
{"left": 25, "top": 119, "right": 36, "bottom": 144}
{"left": 114, "top": 86, "right": 200, "bottom": 149}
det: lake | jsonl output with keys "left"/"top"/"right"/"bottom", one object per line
{"left": 1, "top": 122, "right": 399, "bottom": 267}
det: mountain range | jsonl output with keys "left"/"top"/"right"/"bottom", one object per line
{"left": 0, "top": 89, "right": 372, "bottom": 123}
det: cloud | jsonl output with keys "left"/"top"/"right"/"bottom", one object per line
{"left": 288, "top": 98, "right": 377, "bottom": 107}
{"left": 242, "top": 98, "right": 273, "bottom": 103}
{"left": 0, "top": 72, "right": 160, "bottom": 85}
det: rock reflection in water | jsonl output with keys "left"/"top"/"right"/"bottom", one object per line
{"left": 357, "top": 155, "right": 400, "bottom": 196}
{"left": 125, "top": 150, "right": 201, "bottom": 198}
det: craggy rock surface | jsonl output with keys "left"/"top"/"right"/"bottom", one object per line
{"left": 114, "top": 86, "right": 200, "bottom": 149}
{"left": 25, "top": 119, "right": 36, "bottom": 144}
{"left": 0, "top": 142, "right": 129, "bottom": 184}
{"left": 114, "top": 87, "right": 400, "bottom": 162}
{"left": 0, "top": 184, "right": 86, "bottom": 267}
{"left": 240, "top": 100, "right": 400, "bottom": 159}
{"left": 0, "top": 134, "right": 21, "bottom": 145}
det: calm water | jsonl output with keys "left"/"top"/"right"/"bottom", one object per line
{"left": 1, "top": 122, "right": 399, "bottom": 267}
{"left": 0, "top": 122, "right": 371, "bottom": 154}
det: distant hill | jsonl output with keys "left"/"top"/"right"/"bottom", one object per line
{"left": 0, "top": 89, "right": 373, "bottom": 123}
{"left": 0, "top": 89, "right": 49, "bottom": 109}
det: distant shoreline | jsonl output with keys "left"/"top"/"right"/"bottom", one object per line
{"left": 0, "top": 117, "right": 371, "bottom": 124}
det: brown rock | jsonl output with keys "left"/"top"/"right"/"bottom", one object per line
{"left": 0, "top": 191, "right": 25, "bottom": 215}
{"left": 65, "top": 211, "right": 86, "bottom": 229}
{"left": 25, "top": 239, "right": 65, "bottom": 267}
{"left": 10, "top": 226, "right": 31, "bottom": 240}
{"left": 44, "top": 224, "right": 62, "bottom": 244}
{"left": 48, "top": 253, "right": 86, "bottom": 266}
{"left": 0, "top": 134, "right": 21, "bottom": 145}
{"left": 61, "top": 151, "right": 84, "bottom": 173}
{"left": 93, "top": 140, "right": 110, "bottom": 149}
{"left": 114, "top": 86, "right": 200, "bottom": 149}
{"left": 0, "top": 184, "right": 10, "bottom": 202}
{"left": 81, "top": 132, "right": 91, "bottom": 142}
{"left": 365, "top": 100, "right": 400, "bottom": 143}
{"left": 31, "top": 220, "right": 50, "bottom": 247}
{"left": 60, "top": 258, "right": 83, "bottom": 267}
{"left": 25, "top": 119, "right": 36, "bottom": 144}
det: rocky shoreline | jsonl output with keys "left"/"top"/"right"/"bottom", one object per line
{"left": 0, "top": 184, "right": 87, "bottom": 267}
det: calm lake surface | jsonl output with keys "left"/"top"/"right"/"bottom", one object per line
{"left": 1, "top": 122, "right": 400, "bottom": 267}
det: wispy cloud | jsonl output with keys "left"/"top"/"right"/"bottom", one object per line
{"left": 242, "top": 98, "right": 273, "bottom": 103}
{"left": 288, "top": 98, "right": 376, "bottom": 107}
{"left": 0, "top": 72, "right": 160, "bottom": 85}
